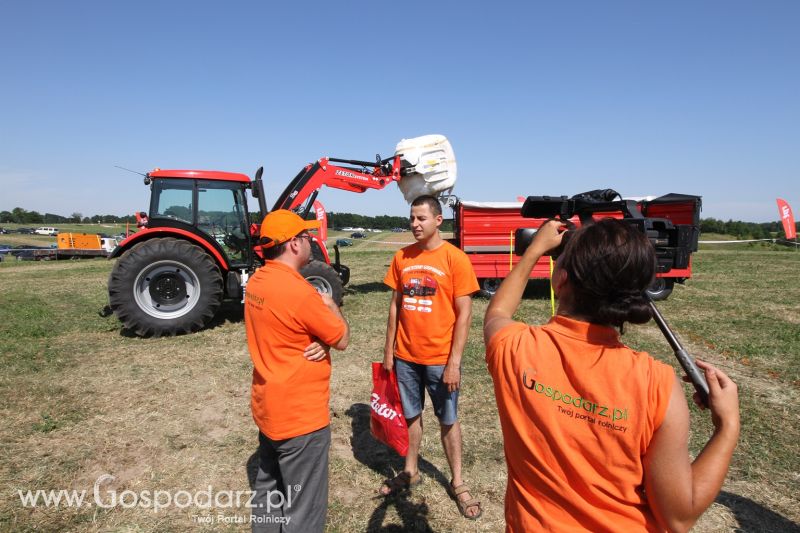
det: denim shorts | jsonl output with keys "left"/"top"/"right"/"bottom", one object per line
{"left": 394, "top": 358, "right": 459, "bottom": 425}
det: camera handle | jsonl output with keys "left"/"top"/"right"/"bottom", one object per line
{"left": 646, "top": 295, "right": 710, "bottom": 407}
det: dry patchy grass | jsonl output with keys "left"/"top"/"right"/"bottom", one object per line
{"left": 1, "top": 248, "right": 798, "bottom": 532}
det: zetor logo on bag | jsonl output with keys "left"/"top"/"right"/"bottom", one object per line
{"left": 371, "top": 393, "right": 400, "bottom": 420}
{"left": 370, "top": 362, "right": 409, "bottom": 456}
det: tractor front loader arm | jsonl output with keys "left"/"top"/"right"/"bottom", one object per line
{"left": 273, "top": 155, "right": 404, "bottom": 211}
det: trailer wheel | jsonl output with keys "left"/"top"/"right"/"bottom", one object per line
{"left": 108, "top": 237, "right": 224, "bottom": 337}
{"left": 646, "top": 278, "right": 674, "bottom": 301}
{"left": 300, "top": 260, "right": 344, "bottom": 306}
{"left": 480, "top": 278, "right": 502, "bottom": 297}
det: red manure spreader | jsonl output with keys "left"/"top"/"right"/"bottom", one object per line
{"left": 449, "top": 190, "right": 701, "bottom": 299}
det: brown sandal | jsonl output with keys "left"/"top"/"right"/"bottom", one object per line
{"left": 448, "top": 482, "right": 482, "bottom": 520}
{"left": 378, "top": 471, "right": 421, "bottom": 496}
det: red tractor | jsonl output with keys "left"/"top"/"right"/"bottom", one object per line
{"left": 108, "top": 155, "right": 407, "bottom": 337}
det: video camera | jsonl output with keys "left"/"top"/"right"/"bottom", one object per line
{"left": 513, "top": 189, "right": 701, "bottom": 275}
{"left": 512, "top": 188, "right": 709, "bottom": 405}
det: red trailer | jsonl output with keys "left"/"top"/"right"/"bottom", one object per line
{"left": 451, "top": 193, "right": 701, "bottom": 300}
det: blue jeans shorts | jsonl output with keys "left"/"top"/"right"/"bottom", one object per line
{"left": 394, "top": 358, "right": 459, "bottom": 425}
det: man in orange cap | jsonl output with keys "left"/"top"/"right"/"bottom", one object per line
{"left": 246, "top": 209, "right": 350, "bottom": 532}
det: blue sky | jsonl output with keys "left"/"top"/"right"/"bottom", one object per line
{"left": 1, "top": 1, "right": 797, "bottom": 222}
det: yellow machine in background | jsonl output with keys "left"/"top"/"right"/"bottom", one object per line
{"left": 55, "top": 233, "right": 117, "bottom": 256}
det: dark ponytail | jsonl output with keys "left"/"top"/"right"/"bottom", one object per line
{"left": 558, "top": 218, "right": 655, "bottom": 328}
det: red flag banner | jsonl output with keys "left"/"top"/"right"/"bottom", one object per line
{"left": 313, "top": 200, "right": 328, "bottom": 242}
{"left": 777, "top": 198, "right": 796, "bottom": 240}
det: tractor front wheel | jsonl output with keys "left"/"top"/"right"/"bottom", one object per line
{"left": 300, "top": 260, "right": 344, "bottom": 306}
{"left": 108, "top": 237, "right": 224, "bottom": 337}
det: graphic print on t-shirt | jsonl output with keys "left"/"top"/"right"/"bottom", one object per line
{"left": 401, "top": 265, "right": 443, "bottom": 314}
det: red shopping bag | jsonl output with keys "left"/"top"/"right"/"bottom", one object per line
{"left": 370, "top": 362, "right": 409, "bottom": 456}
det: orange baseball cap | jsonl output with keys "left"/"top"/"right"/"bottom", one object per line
{"left": 259, "top": 209, "right": 320, "bottom": 249}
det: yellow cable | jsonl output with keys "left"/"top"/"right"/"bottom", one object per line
{"left": 509, "top": 231, "right": 513, "bottom": 272}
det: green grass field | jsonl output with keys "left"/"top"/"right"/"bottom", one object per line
{"left": 1, "top": 233, "right": 798, "bottom": 532}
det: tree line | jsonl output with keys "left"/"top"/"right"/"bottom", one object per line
{"left": 2, "top": 207, "right": 796, "bottom": 239}
{"left": 699, "top": 218, "right": 797, "bottom": 240}
{"left": 0, "top": 208, "right": 136, "bottom": 225}
{"left": 327, "top": 212, "right": 455, "bottom": 232}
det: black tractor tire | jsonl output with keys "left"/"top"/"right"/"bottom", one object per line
{"left": 645, "top": 278, "right": 674, "bottom": 301}
{"left": 300, "top": 260, "right": 344, "bottom": 306}
{"left": 108, "top": 237, "right": 224, "bottom": 337}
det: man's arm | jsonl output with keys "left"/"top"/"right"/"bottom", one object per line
{"left": 321, "top": 293, "right": 349, "bottom": 351}
{"left": 304, "top": 293, "right": 349, "bottom": 361}
{"left": 382, "top": 290, "right": 401, "bottom": 371}
{"left": 643, "top": 361, "right": 740, "bottom": 532}
{"left": 442, "top": 295, "right": 472, "bottom": 392}
{"left": 484, "top": 220, "right": 565, "bottom": 344}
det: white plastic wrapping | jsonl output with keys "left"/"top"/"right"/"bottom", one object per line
{"left": 395, "top": 134, "right": 457, "bottom": 203}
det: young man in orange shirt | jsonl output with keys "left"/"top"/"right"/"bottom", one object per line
{"left": 380, "top": 195, "right": 482, "bottom": 520}
{"left": 246, "top": 210, "right": 350, "bottom": 533}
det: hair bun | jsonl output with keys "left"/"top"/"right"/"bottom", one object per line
{"left": 558, "top": 219, "right": 657, "bottom": 328}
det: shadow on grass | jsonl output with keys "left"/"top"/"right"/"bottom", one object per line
{"left": 366, "top": 496, "right": 433, "bottom": 533}
{"left": 716, "top": 491, "right": 800, "bottom": 532}
{"left": 208, "top": 300, "right": 245, "bottom": 327}
{"left": 347, "top": 282, "right": 391, "bottom": 295}
{"left": 346, "top": 403, "right": 448, "bottom": 533}
{"left": 112, "top": 300, "right": 245, "bottom": 338}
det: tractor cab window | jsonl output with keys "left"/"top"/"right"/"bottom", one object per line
{"left": 196, "top": 180, "right": 249, "bottom": 265}
{"left": 152, "top": 179, "right": 193, "bottom": 223}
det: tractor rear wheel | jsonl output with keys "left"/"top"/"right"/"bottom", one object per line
{"left": 645, "top": 278, "right": 674, "bottom": 301}
{"left": 108, "top": 237, "right": 224, "bottom": 337}
{"left": 480, "top": 278, "right": 502, "bottom": 297}
{"left": 300, "top": 260, "right": 344, "bottom": 306}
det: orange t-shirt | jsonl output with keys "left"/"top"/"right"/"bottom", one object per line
{"left": 384, "top": 241, "right": 479, "bottom": 365}
{"left": 486, "top": 316, "right": 675, "bottom": 532}
{"left": 245, "top": 261, "right": 347, "bottom": 440}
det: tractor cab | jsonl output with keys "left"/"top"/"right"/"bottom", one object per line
{"left": 146, "top": 170, "right": 254, "bottom": 269}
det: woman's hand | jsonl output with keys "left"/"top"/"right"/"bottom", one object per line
{"left": 694, "top": 360, "right": 740, "bottom": 434}
{"left": 527, "top": 219, "right": 566, "bottom": 257}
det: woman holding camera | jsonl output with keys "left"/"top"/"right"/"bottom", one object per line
{"left": 484, "top": 219, "right": 739, "bottom": 532}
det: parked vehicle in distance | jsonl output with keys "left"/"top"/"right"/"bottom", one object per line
{"left": 335, "top": 238, "right": 353, "bottom": 247}
{"left": 35, "top": 227, "right": 58, "bottom": 236}
{"left": 0, "top": 227, "right": 7, "bottom": 234}
{"left": 350, "top": 231, "right": 366, "bottom": 239}
{"left": 392, "top": 227, "right": 405, "bottom": 232}
{"left": 10, "top": 245, "right": 50, "bottom": 260}
{"left": 16, "top": 228, "right": 36, "bottom": 234}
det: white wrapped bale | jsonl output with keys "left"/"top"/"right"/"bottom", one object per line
{"left": 395, "top": 134, "right": 457, "bottom": 203}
